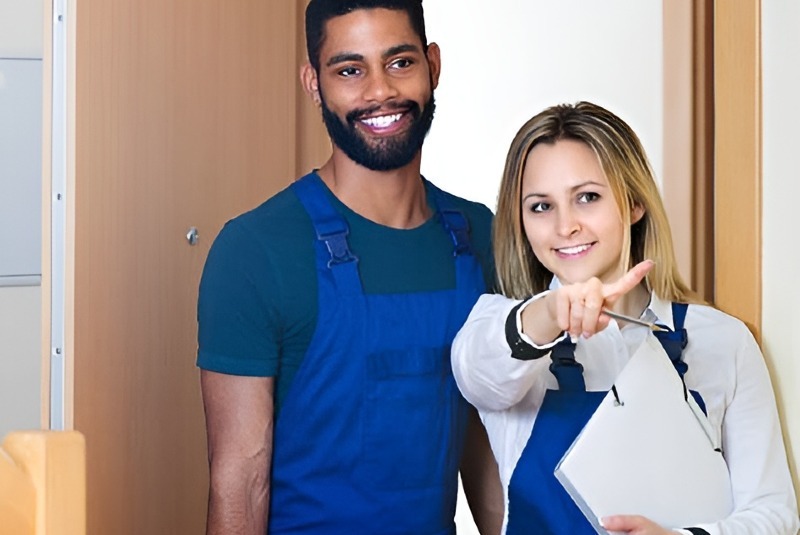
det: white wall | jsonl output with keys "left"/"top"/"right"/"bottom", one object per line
{"left": 423, "top": 0, "right": 664, "bottom": 212}
{"left": 0, "top": 0, "right": 45, "bottom": 438}
{"left": 422, "top": 3, "right": 664, "bottom": 532}
{"left": 762, "top": 0, "right": 800, "bottom": 498}
{"left": 0, "top": 0, "right": 43, "bottom": 58}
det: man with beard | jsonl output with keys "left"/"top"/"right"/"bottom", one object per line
{"left": 197, "top": 1, "right": 502, "bottom": 533}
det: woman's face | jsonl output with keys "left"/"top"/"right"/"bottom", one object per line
{"left": 520, "top": 139, "right": 641, "bottom": 286}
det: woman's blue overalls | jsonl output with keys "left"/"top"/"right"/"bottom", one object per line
{"left": 506, "top": 302, "right": 704, "bottom": 534}
{"left": 268, "top": 173, "right": 487, "bottom": 534}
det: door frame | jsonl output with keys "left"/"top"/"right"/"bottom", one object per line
{"left": 713, "top": 0, "right": 761, "bottom": 339}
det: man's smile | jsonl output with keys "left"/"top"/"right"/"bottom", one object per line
{"left": 360, "top": 112, "right": 404, "bottom": 129}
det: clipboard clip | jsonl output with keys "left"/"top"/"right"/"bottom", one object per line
{"left": 611, "top": 384, "right": 624, "bottom": 407}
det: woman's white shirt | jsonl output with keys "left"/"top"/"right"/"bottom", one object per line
{"left": 452, "top": 288, "right": 799, "bottom": 535}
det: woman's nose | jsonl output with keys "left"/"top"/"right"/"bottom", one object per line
{"left": 556, "top": 207, "right": 581, "bottom": 237}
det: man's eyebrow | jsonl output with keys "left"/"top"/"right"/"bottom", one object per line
{"left": 383, "top": 43, "right": 420, "bottom": 59}
{"left": 326, "top": 52, "right": 364, "bottom": 67}
{"left": 325, "top": 43, "right": 421, "bottom": 68}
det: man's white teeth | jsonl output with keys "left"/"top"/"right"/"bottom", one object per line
{"left": 362, "top": 113, "right": 402, "bottom": 128}
{"left": 559, "top": 244, "right": 591, "bottom": 255}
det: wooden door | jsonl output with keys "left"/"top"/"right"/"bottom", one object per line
{"left": 42, "top": 0, "right": 328, "bottom": 532}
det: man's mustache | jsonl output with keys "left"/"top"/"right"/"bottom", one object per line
{"left": 345, "top": 100, "right": 420, "bottom": 124}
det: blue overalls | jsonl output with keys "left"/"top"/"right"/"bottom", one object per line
{"left": 506, "top": 303, "right": 703, "bottom": 534}
{"left": 268, "top": 173, "right": 487, "bottom": 534}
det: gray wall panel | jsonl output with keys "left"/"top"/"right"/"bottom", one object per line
{"left": 0, "top": 58, "right": 42, "bottom": 280}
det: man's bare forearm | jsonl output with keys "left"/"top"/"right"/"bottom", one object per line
{"left": 202, "top": 371, "right": 274, "bottom": 535}
{"left": 206, "top": 453, "right": 270, "bottom": 535}
{"left": 461, "top": 407, "right": 505, "bottom": 535}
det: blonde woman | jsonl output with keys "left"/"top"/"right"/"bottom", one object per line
{"left": 452, "top": 102, "right": 798, "bottom": 535}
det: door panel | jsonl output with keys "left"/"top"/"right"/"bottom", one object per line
{"left": 70, "top": 1, "right": 301, "bottom": 532}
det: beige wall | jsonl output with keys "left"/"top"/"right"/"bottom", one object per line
{"left": 762, "top": 0, "right": 800, "bottom": 500}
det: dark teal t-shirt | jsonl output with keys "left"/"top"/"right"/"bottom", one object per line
{"left": 197, "top": 174, "right": 495, "bottom": 412}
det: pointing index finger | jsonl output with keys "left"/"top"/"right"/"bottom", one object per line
{"left": 604, "top": 259, "right": 654, "bottom": 301}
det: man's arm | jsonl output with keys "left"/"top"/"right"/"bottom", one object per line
{"left": 460, "top": 407, "right": 505, "bottom": 535}
{"left": 201, "top": 370, "right": 274, "bottom": 535}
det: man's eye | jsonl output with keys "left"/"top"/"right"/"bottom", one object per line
{"left": 339, "top": 66, "right": 360, "bottom": 77}
{"left": 577, "top": 192, "right": 600, "bottom": 203}
{"left": 390, "top": 58, "right": 413, "bottom": 69}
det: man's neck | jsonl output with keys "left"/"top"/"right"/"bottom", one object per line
{"left": 316, "top": 149, "right": 430, "bottom": 229}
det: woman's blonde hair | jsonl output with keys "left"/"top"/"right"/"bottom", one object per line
{"left": 493, "top": 101, "right": 699, "bottom": 303}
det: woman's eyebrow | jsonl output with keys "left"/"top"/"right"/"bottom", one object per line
{"left": 521, "top": 180, "right": 606, "bottom": 202}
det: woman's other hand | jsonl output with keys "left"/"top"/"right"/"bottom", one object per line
{"left": 601, "top": 514, "right": 682, "bottom": 534}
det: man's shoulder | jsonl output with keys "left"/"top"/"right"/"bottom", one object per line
{"left": 205, "top": 179, "right": 316, "bottom": 273}
{"left": 217, "top": 180, "right": 314, "bottom": 246}
{"left": 232, "top": 181, "right": 308, "bottom": 227}
{"left": 424, "top": 180, "right": 493, "bottom": 226}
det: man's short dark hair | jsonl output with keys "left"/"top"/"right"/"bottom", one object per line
{"left": 305, "top": 0, "right": 428, "bottom": 72}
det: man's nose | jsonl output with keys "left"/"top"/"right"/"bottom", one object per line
{"left": 363, "top": 71, "right": 399, "bottom": 103}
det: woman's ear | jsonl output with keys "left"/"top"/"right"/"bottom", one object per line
{"left": 631, "top": 203, "right": 646, "bottom": 224}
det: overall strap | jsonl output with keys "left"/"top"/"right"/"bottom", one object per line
{"left": 653, "top": 302, "right": 689, "bottom": 378}
{"left": 429, "top": 183, "right": 473, "bottom": 256}
{"left": 653, "top": 302, "right": 707, "bottom": 413}
{"left": 549, "top": 339, "right": 585, "bottom": 392}
{"left": 290, "top": 174, "right": 362, "bottom": 294}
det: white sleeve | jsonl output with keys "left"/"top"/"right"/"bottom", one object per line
{"left": 451, "top": 293, "right": 546, "bottom": 412}
{"left": 690, "top": 326, "right": 799, "bottom": 535}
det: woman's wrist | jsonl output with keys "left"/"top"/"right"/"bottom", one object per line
{"left": 505, "top": 294, "right": 566, "bottom": 360}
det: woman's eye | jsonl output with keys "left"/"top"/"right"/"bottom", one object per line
{"left": 529, "top": 202, "right": 550, "bottom": 213}
{"left": 577, "top": 192, "right": 600, "bottom": 204}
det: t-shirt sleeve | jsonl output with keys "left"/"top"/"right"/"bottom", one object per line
{"left": 196, "top": 219, "right": 279, "bottom": 377}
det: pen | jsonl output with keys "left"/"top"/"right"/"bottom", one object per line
{"left": 601, "top": 308, "right": 668, "bottom": 332}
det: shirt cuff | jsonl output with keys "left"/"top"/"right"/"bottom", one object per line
{"left": 505, "top": 293, "right": 567, "bottom": 361}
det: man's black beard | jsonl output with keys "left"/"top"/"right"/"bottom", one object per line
{"left": 319, "top": 92, "right": 436, "bottom": 171}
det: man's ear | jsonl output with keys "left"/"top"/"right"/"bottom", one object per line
{"left": 631, "top": 203, "right": 646, "bottom": 225}
{"left": 300, "top": 63, "right": 321, "bottom": 106}
{"left": 426, "top": 42, "right": 441, "bottom": 90}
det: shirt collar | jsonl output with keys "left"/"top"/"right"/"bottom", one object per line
{"left": 647, "top": 291, "right": 675, "bottom": 330}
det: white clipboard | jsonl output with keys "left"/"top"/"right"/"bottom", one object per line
{"left": 554, "top": 333, "right": 733, "bottom": 534}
